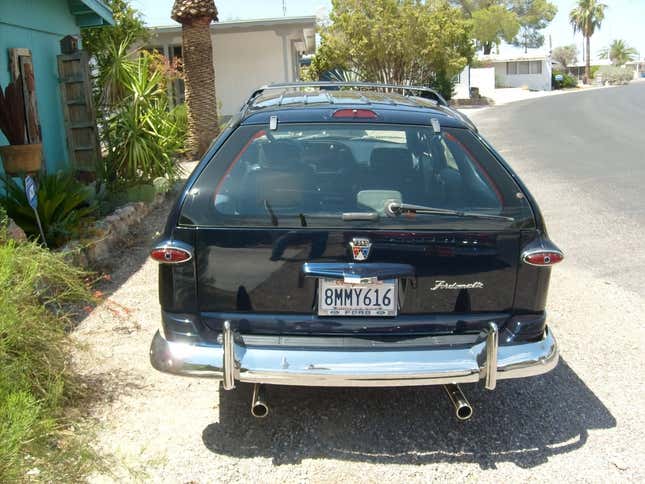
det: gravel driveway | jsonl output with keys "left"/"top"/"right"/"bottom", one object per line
{"left": 74, "top": 89, "right": 645, "bottom": 482}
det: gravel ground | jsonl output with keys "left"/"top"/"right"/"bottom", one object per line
{"left": 74, "top": 92, "right": 645, "bottom": 482}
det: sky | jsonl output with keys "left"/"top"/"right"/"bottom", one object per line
{"left": 132, "top": 0, "right": 645, "bottom": 62}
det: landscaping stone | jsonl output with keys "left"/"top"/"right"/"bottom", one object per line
{"left": 58, "top": 190, "right": 173, "bottom": 266}
{"left": 6, "top": 218, "right": 27, "bottom": 242}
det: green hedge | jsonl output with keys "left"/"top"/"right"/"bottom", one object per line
{"left": 552, "top": 70, "right": 578, "bottom": 89}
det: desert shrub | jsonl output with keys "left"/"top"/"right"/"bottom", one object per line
{"left": 552, "top": 70, "right": 578, "bottom": 89}
{"left": 598, "top": 66, "right": 632, "bottom": 85}
{"left": 1, "top": 172, "right": 97, "bottom": 248}
{"left": 0, "top": 237, "right": 95, "bottom": 481}
{"left": 169, "top": 103, "right": 188, "bottom": 153}
{"left": 100, "top": 44, "right": 184, "bottom": 186}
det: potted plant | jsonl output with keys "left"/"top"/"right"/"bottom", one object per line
{"left": 0, "top": 75, "right": 42, "bottom": 175}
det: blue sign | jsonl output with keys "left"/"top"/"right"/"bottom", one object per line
{"left": 555, "top": 74, "right": 564, "bottom": 81}
{"left": 25, "top": 176, "right": 38, "bottom": 209}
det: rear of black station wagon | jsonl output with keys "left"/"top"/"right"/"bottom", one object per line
{"left": 150, "top": 84, "right": 561, "bottom": 419}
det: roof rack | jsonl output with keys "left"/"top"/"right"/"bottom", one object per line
{"left": 247, "top": 81, "right": 448, "bottom": 107}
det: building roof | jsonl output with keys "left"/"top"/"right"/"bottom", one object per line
{"left": 150, "top": 16, "right": 316, "bottom": 53}
{"left": 69, "top": 0, "right": 115, "bottom": 26}
{"left": 480, "top": 53, "right": 549, "bottom": 63}
{"left": 568, "top": 59, "right": 612, "bottom": 68}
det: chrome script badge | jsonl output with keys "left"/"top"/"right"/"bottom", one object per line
{"left": 430, "top": 280, "right": 484, "bottom": 291}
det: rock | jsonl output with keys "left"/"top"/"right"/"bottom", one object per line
{"left": 6, "top": 218, "right": 27, "bottom": 242}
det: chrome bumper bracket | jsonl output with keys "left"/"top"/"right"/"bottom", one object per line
{"left": 485, "top": 322, "right": 499, "bottom": 390}
{"left": 222, "top": 321, "right": 235, "bottom": 390}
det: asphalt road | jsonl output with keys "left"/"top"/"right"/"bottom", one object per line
{"left": 469, "top": 82, "right": 645, "bottom": 292}
{"left": 77, "top": 86, "right": 645, "bottom": 483}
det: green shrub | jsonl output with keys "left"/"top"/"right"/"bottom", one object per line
{"left": 598, "top": 66, "right": 632, "bottom": 85}
{"left": 0, "top": 238, "right": 94, "bottom": 481}
{"left": 102, "top": 48, "right": 184, "bottom": 186}
{"left": 1, "top": 172, "right": 97, "bottom": 248}
{"left": 552, "top": 70, "right": 578, "bottom": 89}
{"left": 169, "top": 103, "right": 188, "bottom": 152}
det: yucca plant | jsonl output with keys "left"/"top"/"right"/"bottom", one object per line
{"left": 0, "top": 172, "right": 97, "bottom": 248}
{"left": 102, "top": 51, "right": 183, "bottom": 184}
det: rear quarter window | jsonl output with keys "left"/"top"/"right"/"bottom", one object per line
{"left": 179, "top": 123, "right": 534, "bottom": 229}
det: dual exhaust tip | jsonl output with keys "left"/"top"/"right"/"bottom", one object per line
{"left": 249, "top": 383, "right": 473, "bottom": 421}
{"left": 251, "top": 384, "right": 269, "bottom": 418}
{"left": 444, "top": 383, "right": 473, "bottom": 421}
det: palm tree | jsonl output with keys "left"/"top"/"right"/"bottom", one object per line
{"left": 599, "top": 39, "right": 638, "bottom": 66}
{"left": 569, "top": 0, "right": 607, "bottom": 84}
{"left": 171, "top": 0, "right": 219, "bottom": 158}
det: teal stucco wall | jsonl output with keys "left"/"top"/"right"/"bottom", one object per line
{"left": 0, "top": 0, "right": 85, "bottom": 173}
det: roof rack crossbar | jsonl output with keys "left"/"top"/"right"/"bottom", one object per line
{"left": 247, "top": 81, "right": 448, "bottom": 107}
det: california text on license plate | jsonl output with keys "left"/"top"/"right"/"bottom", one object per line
{"left": 318, "top": 278, "right": 398, "bottom": 316}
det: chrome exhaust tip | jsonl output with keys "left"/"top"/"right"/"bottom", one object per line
{"left": 250, "top": 384, "right": 269, "bottom": 418}
{"left": 444, "top": 383, "right": 473, "bottom": 421}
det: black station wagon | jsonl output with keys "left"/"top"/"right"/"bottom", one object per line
{"left": 150, "top": 82, "right": 562, "bottom": 420}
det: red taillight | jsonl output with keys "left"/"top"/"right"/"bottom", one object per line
{"left": 332, "top": 109, "right": 378, "bottom": 119}
{"left": 150, "top": 247, "right": 192, "bottom": 264}
{"left": 522, "top": 251, "right": 564, "bottom": 266}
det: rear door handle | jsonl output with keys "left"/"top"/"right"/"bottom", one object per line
{"left": 302, "top": 262, "right": 415, "bottom": 282}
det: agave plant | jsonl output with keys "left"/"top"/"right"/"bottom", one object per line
{"left": 0, "top": 172, "right": 97, "bottom": 248}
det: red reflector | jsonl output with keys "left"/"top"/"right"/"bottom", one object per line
{"left": 332, "top": 109, "right": 378, "bottom": 119}
{"left": 523, "top": 251, "right": 564, "bottom": 266}
{"left": 150, "top": 248, "right": 191, "bottom": 264}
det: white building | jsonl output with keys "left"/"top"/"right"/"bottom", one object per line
{"left": 148, "top": 16, "right": 316, "bottom": 116}
{"left": 482, "top": 54, "right": 552, "bottom": 91}
{"left": 453, "top": 52, "right": 554, "bottom": 100}
{"left": 626, "top": 60, "right": 645, "bottom": 79}
{"left": 453, "top": 66, "right": 470, "bottom": 99}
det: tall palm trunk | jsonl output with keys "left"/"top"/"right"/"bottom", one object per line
{"left": 182, "top": 17, "right": 219, "bottom": 157}
{"left": 172, "top": 0, "right": 219, "bottom": 159}
{"left": 585, "top": 35, "right": 591, "bottom": 84}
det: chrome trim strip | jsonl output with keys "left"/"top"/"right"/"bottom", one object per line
{"left": 221, "top": 321, "right": 235, "bottom": 390}
{"left": 150, "top": 327, "right": 558, "bottom": 388}
{"left": 485, "top": 322, "right": 499, "bottom": 390}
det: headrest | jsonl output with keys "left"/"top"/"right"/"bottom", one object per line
{"left": 260, "top": 141, "right": 301, "bottom": 168}
{"left": 369, "top": 148, "right": 414, "bottom": 173}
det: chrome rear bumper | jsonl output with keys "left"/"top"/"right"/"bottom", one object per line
{"left": 149, "top": 324, "right": 558, "bottom": 388}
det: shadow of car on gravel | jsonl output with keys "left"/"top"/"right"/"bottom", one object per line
{"left": 202, "top": 358, "right": 615, "bottom": 469}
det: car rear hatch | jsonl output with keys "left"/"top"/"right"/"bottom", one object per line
{"left": 177, "top": 118, "right": 536, "bottom": 338}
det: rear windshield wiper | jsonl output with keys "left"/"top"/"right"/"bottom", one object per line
{"left": 385, "top": 201, "right": 514, "bottom": 222}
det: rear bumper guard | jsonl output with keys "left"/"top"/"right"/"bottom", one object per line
{"left": 149, "top": 323, "right": 558, "bottom": 388}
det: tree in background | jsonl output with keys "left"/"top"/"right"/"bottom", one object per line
{"left": 551, "top": 44, "right": 578, "bottom": 69}
{"left": 469, "top": 4, "right": 518, "bottom": 55}
{"left": 82, "top": 0, "right": 186, "bottom": 188}
{"left": 511, "top": 0, "right": 557, "bottom": 53}
{"left": 81, "top": 0, "right": 148, "bottom": 67}
{"left": 311, "top": 0, "right": 474, "bottom": 100}
{"left": 455, "top": 0, "right": 556, "bottom": 55}
{"left": 599, "top": 39, "right": 637, "bottom": 66}
{"left": 569, "top": 0, "right": 607, "bottom": 83}
{"left": 171, "top": 0, "right": 220, "bottom": 158}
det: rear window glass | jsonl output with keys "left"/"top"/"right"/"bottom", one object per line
{"left": 180, "top": 123, "right": 534, "bottom": 228}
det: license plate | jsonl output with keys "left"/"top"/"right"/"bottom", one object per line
{"left": 318, "top": 278, "right": 398, "bottom": 316}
